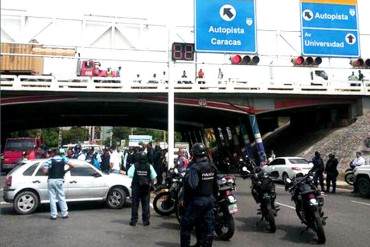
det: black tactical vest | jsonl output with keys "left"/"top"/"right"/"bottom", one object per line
{"left": 48, "top": 158, "right": 66, "bottom": 179}
{"left": 194, "top": 160, "right": 216, "bottom": 197}
{"left": 132, "top": 163, "right": 151, "bottom": 187}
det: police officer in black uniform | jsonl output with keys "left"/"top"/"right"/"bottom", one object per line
{"left": 180, "top": 143, "right": 218, "bottom": 247}
{"left": 128, "top": 151, "right": 157, "bottom": 226}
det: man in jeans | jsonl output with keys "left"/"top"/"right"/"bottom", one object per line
{"left": 43, "top": 149, "right": 77, "bottom": 220}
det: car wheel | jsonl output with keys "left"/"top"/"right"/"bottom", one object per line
{"left": 106, "top": 187, "right": 126, "bottom": 209}
{"left": 357, "top": 177, "right": 370, "bottom": 197}
{"left": 14, "top": 190, "right": 39, "bottom": 215}
{"left": 282, "top": 173, "right": 289, "bottom": 183}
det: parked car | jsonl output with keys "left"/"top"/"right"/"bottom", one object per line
{"left": 353, "top": 165, "right": 370, "bottom": 197}
{"left": 263, "top": 157, "right": 313, "bottom": 182}
{"left": 2, "top": 137, "right": 43, "bottom": 172}
{"left": 3, "top": 159, "right": 132, "bottom": 214}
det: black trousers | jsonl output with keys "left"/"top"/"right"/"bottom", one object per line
{"left": 326, "top": 174, "right": 337, "bottom": 193}
{"left": 180, "top": 197, "right": 215, "bottom": 247}
{"left": 313, "top": 171, "right": 324, "bottom": 191}
{"left": 131, "top": 186, "right": 150, "bottom": 223}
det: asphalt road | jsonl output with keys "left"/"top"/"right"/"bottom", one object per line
{"left": 1, "top": 176, "right": 370, "bottom": 247}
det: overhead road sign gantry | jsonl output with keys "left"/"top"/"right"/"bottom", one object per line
{"left": 195, "top": 0, "right": 256, "bottom": 53}
{"left": 300, "top": 0, "right": 360, "bottom": 57}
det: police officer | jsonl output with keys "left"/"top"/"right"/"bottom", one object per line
{"left": 310, "top": 151, "right": 325, "bottom": 191}
{"left": 180, "top": 143, "right": 218, "bottom": 247}
{"left": 127, "top": 151, "right": 157, "bottom": 226}
{"left": 42, "top": 148, "right": 77, "bottom": 220}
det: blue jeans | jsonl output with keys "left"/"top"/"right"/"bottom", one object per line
{"left": 48, "top": 179, "right": 68, "bottom": 218}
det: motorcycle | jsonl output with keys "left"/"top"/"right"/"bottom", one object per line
{"left": 285, "top": 173, "right": 327, "bottom": 244}
{"left": 153, "top": 168, "right": 184, "bottom": 216}
{"left": 176, "top": 174, "right": 238, "bottom": 241}
{"left": 240, "top": 165, "right": 279, "bottom": 233}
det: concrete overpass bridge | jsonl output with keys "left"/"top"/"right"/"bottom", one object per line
{"left": 1, "top": 76, "right": 369, "bottom": 164}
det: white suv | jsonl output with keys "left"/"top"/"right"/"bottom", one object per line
{"left": 354, "top": 165, "right": 370, "bottom": 197}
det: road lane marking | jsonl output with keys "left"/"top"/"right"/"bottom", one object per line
{"left": 0, "top": 188, "right": 3, "bottom": 192}
{"left": 276, "top": 201, "right": 295, "bottom": 209}
{"left": 0, "top": 201, "right": 10, "bottom": 205}
{"left": 351, "top": 200, "right": 370, "bottom": 207}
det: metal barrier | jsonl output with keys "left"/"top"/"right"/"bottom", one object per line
{"left": 1, "top": 74, "right": 369, "bottom": 95}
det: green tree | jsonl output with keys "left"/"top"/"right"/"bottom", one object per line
{"left": 61, "top": 127, "right": 89, "bottom": 145}
{"left": 42, "top": 128, "right": 59, "bottom": 147}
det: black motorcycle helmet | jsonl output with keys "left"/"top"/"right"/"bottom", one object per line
{"left": 191, "top": 143, "right": 207, "bottom": 158}
{"left": 136, "top": 151, "right": 148, "bottom": 163}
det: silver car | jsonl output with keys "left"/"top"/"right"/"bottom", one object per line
{"left": 3, "top": 159, "right": 132, "bottom": 214}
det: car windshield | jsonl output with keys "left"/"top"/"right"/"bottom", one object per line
{"left": 289, "top": 158, "right": 309, "bottom": 164}
{"left": 5, "top": 139, "right": 35, "bottom": 151}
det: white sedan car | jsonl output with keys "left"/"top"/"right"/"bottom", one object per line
{"left": 263, "top": 157, "right": 313, "bottom": 182}
{"left": 3, "top": 159, "right": 132, "bottom": 214}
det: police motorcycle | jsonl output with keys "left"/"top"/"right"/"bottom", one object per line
{"left": 176, "top": 174, "right": 238, "bottom": 241}
{"left": 153, "top": 168, "right": 185, "bottom": 216}
{"left": 240, "top": 165, "right": 279, "bottom": 233}
{"left": 285, "top": 173, "right": 327, "bottom": 244}
{"left": 344, "top": 161, "right": 357, "bottom": 185}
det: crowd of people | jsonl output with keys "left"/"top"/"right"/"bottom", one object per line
{"left": 61, "top": 142, "right": 169, "bottom": 182}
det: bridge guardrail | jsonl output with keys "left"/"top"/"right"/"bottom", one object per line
{"left": 1, "top": 75, "right": 369, "bottom": 96}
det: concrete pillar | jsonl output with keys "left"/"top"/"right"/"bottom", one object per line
{"left": 240, "top": 123, "right": 254, "bottom": 159}
{"left": 221, "top": 127, "right": 230, "bottom": 147}
{"left": 249, "top": 115, "right": 267, "bottom": 165}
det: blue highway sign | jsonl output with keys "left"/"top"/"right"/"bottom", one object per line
{"left": 195, "top": 0, "right": 256, "bottom": 53}
{"left": 300, "top": 1, "right": 360, "bottom": 57}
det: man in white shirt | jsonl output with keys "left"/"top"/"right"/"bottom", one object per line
{"left": 110, "top": 145, "right": 122, "bottom": 173}
{"left": 352, "top": 152, "right": 366, "bottom": 167}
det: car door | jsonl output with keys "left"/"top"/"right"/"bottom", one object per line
{"left": 271, "top": 159, "right": 286, "bottom": 179}
{"left": 33, "top": 163, "right": 50, "bottom": 202}
{"left": 67, "top": 165, "right": 107, "bottom": 200}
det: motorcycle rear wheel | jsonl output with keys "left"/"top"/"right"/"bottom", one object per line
{"left": 215, "top": 211, "right": 235, "bottom": 241}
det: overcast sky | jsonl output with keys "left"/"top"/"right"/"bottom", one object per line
{"left": 2, "top": 0, "right": 369, "bottom": 32}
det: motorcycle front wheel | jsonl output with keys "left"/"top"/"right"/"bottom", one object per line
{"left": 153, "top": 191, "right": 175, "bottom": 216}
{"left": 215, "top": 210, "right": 235, "bottom": 241}
{"left": 313, "top": 211, "right": 326, "bottom": 244}
{"left": 265, "top": 203, "right": 276, "bottom": 233}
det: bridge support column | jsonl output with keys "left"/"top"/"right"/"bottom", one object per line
{"left": 249, "top": 115, "right": 267, "bottom": 165}
{"left": 213, "top": 127, "right": 223, "bottom": 148}
{"left": 240, "top": 123, "right": 253, "bottom": 159}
